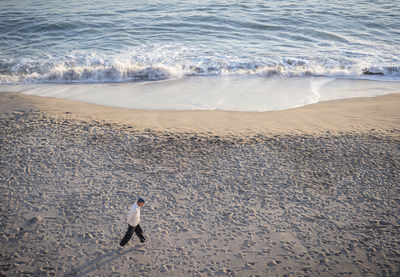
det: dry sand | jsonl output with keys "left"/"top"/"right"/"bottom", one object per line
{"left": 0, "top": 92, "right": 399, "bottom": 276}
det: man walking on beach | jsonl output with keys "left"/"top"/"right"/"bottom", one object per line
{"left": 120, "top": 198, "right": 148, "bottom": 246}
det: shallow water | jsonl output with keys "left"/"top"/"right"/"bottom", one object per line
{"left": 2, "top": 77, "right": 399, "bottom": 111}
{"left": 1, "top": 0, "right": 399, "bottom": 110}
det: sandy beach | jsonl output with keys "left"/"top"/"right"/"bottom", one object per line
{"left": 0, "top": 92, "right": 399, "bottom": 276}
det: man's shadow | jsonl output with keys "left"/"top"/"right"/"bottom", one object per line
{"left": 65, "top": 244, "right": 146, "bottom": 276}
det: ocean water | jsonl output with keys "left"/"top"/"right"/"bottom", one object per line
{"left": 1, "top": 0, "right": 399, "bottom": 111}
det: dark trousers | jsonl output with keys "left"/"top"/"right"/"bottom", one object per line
{"left": 120, "top": 224, "right": 145, "bottom": 246}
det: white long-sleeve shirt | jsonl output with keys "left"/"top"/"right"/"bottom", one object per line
{"left": 126, "top": 203, "right": 141, "bottom": 226}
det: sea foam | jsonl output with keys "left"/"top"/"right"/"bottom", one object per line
{"left": 1, "top": 48, "right": 399, "bottom": 85}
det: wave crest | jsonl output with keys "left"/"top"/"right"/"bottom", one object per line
{"left": 1, "top": 50, "right": 399, "bottom": 84}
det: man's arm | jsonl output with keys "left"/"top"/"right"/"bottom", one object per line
{"left": 126, "top": 208, "right": 137, "bottom": 224}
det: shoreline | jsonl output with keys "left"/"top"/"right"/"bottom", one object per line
{"left": 0, "top": 91, "right": 399, "bottom": 276}
{"left": 1, "top": 91, "right": 399, "bottom": 136}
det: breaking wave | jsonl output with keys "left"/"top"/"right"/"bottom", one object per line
{"left": 1, "top": 49, "right": 399, "bottom": 84}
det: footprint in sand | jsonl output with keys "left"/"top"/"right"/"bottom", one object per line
{"left": 267, "top": 260, "right": 282, "bottom": 267}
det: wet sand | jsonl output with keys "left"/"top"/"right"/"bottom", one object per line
{"left": 0, "top": 92, "right": 399, "bottom": 276}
